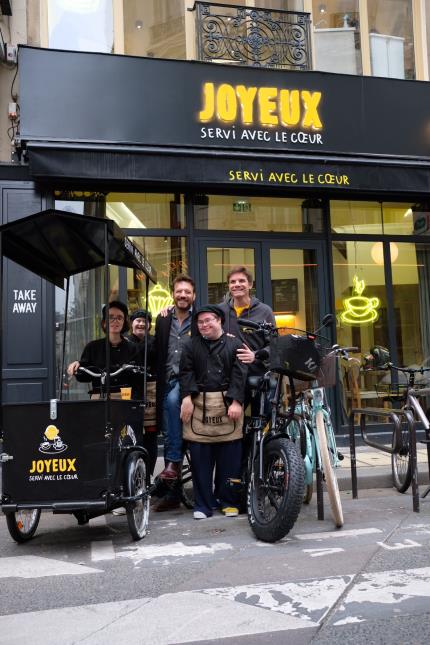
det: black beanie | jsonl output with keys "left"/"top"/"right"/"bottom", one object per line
{"left": 195, "top": 304, "right": 225, "bottom": 323}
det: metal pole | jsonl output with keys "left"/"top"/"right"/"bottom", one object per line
{"left": 0, "top": 233, "right": 3, "bottom": 438}
{"left": 349, "top": 411, "right": 358, "bottom": 498}
{"left": 104, "top": 224, "right": 111, "bottom": 430}
{"left": 59, "top": 277, "right": 70, "bottom": 401}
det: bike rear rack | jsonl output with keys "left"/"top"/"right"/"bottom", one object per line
{"left": 349, "top": 407, "right": 421, "bottom": 512}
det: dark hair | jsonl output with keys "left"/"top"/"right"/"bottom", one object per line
{"left": 226, "top": 265, "right": 253, "bottom": 284}
{"left": 172, "top": 274, "right": 196, "bottom": 292}
{"left": 101, "top": 300, "right": 129, "bottom": 334}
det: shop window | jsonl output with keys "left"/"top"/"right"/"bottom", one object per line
{"left": 333, "top": 241, "right": 388, "bottom": 420}
{"left": 193, "top": 195, "right": 323, "bottom": 232}
{"left": 106, "top": 193, "right": 184, "bottom": 229}
{"left": 383, "top": 202, "right": 430, "bottom": 236}
{"left": 330, "top": 201, "right": 383, "bottom": 234}
{"left": 47, "top": 0, "right": 114, "bottom": 52}
{"left": 312, "top": 0, "right": 362, "bottom": 75}
{"left": 126, "top": 236, "right": 188, "bottom": 320}
{"left": 390, "top": 243, "right": 430, "bottom": 368}
{"left": 124, "top": 0, "right": 186, "bottom": 59}
{"left": 367, "top": 0, "right": 415, "bottom": 79}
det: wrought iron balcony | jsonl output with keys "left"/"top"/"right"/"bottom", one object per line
{"left": 192, "top": 2, "right": 312, "bottom": 70}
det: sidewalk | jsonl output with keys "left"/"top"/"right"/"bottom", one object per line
{"left": 337, "top": 444, "right": 430, "bottom": 491}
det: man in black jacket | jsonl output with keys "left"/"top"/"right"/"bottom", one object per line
{"left": 180, "top": 305, "right": 247, "bottom": 519}
{"left": 152, "top": 274, "right": 197, "bottom": 511}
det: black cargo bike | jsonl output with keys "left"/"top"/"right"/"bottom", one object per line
{"left": 0, "top": 209, "right": 157, "bottom": 542}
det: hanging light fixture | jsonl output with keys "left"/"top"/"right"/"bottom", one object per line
{"left": 371, "top": 242, "right": 399, "bottom": 265}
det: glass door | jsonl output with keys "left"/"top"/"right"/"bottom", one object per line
{"left": 197, "top": 240, "right": 328, "bottom": 333}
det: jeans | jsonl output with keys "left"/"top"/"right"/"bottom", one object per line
{"left": 162, "top": 379, "right": 183, "bottom": 463}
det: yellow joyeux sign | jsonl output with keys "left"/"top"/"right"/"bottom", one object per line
{"left": 340, "top": 275, "right": 380, "bottom": 325}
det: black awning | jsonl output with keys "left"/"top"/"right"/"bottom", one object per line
{"left": 26, "top": 144, "right": 430, "bottom": 198}
{"left": 0, "top": 209, "right": 157, "bottom": 288}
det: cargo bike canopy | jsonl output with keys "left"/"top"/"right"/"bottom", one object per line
{"left": 0, "top": 208, "right": 156, "bottom": 288}
{"left": 0, "top": 208, "right": 157, "bottom": 408}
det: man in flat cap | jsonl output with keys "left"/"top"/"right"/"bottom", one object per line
{"left": 179, "top": 305, "right": 247, "bottom": 519}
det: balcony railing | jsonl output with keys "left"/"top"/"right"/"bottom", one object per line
{"left": 192, "top": 2, "right": 312, "bottom": 70}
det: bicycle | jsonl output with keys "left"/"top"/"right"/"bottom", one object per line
{"left": 373, "top": 358, "right": 430, "bottom": 494}
{"left": 235, "top": 317, "right": 335, "bottom": 542}
{"left": 289, "top": 343, "right": 356, "bottom": 528}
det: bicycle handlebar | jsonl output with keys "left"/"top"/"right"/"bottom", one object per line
{"left": 237, "top": 315, "right": 334, "bottom": 342}
{"left": 76, "top": 363, "right": 148, "bottom": 379}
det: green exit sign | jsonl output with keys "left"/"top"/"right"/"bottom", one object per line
{"left": 233, "top": 201, "right": 251, "bottom": 213}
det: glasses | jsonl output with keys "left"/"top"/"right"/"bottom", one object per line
{"left": 108, "top": 315, "right": 125, "bottom": 322}
{"left": 197, "top": 317, "right": 218, "bottom": 326}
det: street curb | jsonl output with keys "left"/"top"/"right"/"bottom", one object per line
{"left": 337, "top": 466, "right": 429, "bottom": 491}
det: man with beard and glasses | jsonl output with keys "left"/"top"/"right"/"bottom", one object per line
{"left": 151, "top": 274, "right": 197, "bottom": 511}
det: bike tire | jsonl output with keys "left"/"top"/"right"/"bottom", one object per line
{"left": 6, "top": 509, "right": 41, "bottom": 543}
{"left": 391, "top": 422, "right": 412, "bottom": 493}
{"left": 125, "top": 454, "right": 150, "bottom": 540}
{"left": 248, "top": 436, "right": 304, "bottom": 543}
{"left": 179, "top": 449, "right": 194, "bottom": 510}
{"left": 315, "top": 411, "right": 343, "bottom": 528}
{"left": 290, "top": 417, "right": 312, "bottom": 504}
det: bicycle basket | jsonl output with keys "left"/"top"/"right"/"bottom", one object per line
{"left": 270, "top": 334, "right": 321, "bottom": 380}
{"left": 316, "top": 350, "right": 337, "bottom": 388}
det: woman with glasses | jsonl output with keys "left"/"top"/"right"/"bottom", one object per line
{"left": 67, "top": 300, "right": 140, "bottom": 397}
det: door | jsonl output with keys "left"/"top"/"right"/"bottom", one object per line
{"left": 197, "top": 240, "right": 329, "bottom": 335}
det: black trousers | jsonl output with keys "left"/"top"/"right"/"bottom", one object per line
{"left": 189, "top": 439, "right": 242, "bottom": 516}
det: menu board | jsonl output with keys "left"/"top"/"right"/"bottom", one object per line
{"left": 271, "top": 278, "right": 299, "bottom": 313}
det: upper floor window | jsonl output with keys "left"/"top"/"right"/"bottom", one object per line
{"left": 47, "top": 0, "right": 113, "bottom": 52}
{"left": 312, "top": 0, "right": 362, "bottom": 75}
{"left": 124, "top": 0, "right": 186, "bottom": 59}
{"left": 367, "top": 0, "right": 415, "bottom": 79}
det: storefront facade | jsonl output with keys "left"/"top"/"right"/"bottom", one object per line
{"left": 2, "top": 45, "right": 430, "bottom": 430}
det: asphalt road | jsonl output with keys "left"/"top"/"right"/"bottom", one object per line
{"left": 1, "top": 488, "right": 430, "bottom": 644}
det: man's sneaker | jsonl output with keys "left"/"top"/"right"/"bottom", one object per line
{"left": 221, "top": 506, "right": 239, "bottom": 517}
{"left": 193, "top": 511, "right": 209, "bottom": 520}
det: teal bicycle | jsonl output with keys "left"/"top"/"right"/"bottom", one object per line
{"left": 289, "top": 339, "right": 357, "bottom": 528}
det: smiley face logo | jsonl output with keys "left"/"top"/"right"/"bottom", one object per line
{"left": 39, "top": 424, "right": 68, "bottom": 454}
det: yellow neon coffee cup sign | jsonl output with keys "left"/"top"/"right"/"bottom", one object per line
{"left": 340, "top": 275, "right": 380, "bottom": 325}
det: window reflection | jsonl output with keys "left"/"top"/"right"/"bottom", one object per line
{"left": 312, "top": 0, "right": 361, "bottom": 75}
{"left": 124, "top": 0, "right": 186, "bottom": 59}
{"left": 333, "top": 241, "right": 388, "bottom": 419}
{"left": 127, "top": 237, "right": 187, "bottom": 319}
{"left": 367, "top": 0, "right": 415, "bottom": 79}
{"left": 194, "top": 195, "right": 322, "bottom": 232}
{"left": 47, "top": 0, "right": 113, "bottom": 52}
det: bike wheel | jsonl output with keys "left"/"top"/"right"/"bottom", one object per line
{"left": 179, "top": 449, "right": 194, "bottom": 509}
{"left": 125, "top": 455, "right": 150, "bottom": 540}
{"left": 248, "top": 436, "right": 304, "bottom": 543}
{"left": 391, "top": 423, "right": 412, "bottom": 493}
{"left": 290, "top": 417, "right": 312, "bottom": 504}
{"left": 315, "top": 411, "right": 343, "bottom": 528}
{"left": 6, "top": 509, "right": 41, "bottom": 543}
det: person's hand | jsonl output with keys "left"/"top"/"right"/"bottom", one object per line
{"left": 237, "top": 344, "right": 255, "bottom": 364}
{"left": 67, "top": 360, "right": 80, "bottom": 376}
{"left": 159, "top": 305, "right": 174, "bottom": 318}
{"left": 228, "top": 400, "right": 243, "bottom": 421}
{"left": 180, "top": 395, "right": 194, "bottom": 423}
